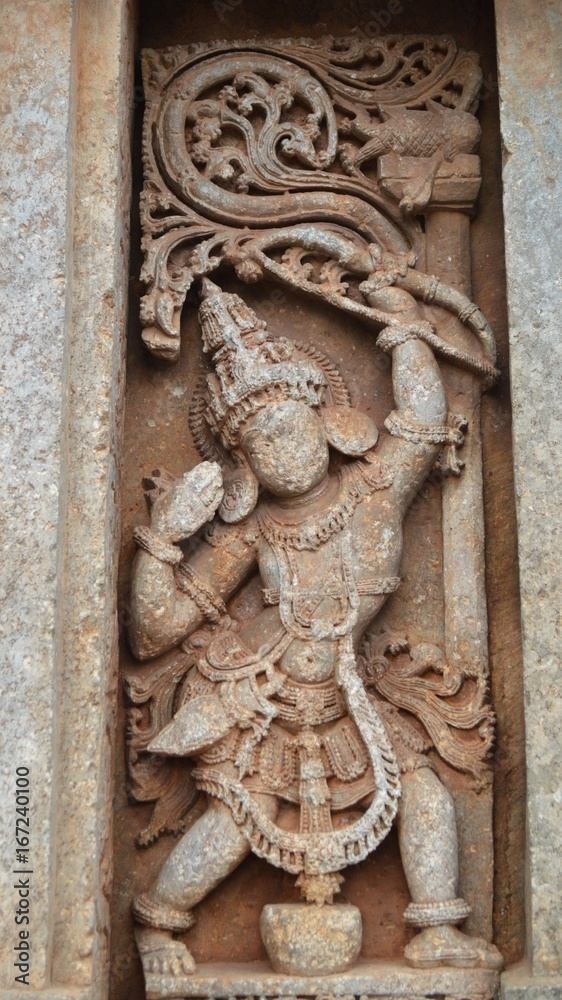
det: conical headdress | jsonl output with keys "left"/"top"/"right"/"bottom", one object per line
{"left": 198, "top": 279, "right": 328, "bottom": 449}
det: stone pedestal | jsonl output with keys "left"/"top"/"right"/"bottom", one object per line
{"left": 260, "top": 903, "right": 362, "bottom": 976}
{"left": 141, "top": 960, "right": 499, "bottom": 1000}
{"left": 378, "top": 153, "right": 482, "bottom": 212}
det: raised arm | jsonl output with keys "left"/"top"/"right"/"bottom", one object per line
{"left": 365, "top": 286, "right": 450, "bottom": 517}
{"left": 128, "top": 463, "right": 257, "bottom": 660}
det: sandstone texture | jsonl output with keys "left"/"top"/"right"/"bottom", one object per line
{"left": 0, "top": 0, "right": 74, "bottom": 989}
{"left": 260, "top": 903, "right": 362, "bottom": 976}
{"left": 495, "top": 0, "right": 562, "bottom": 987}
{"left": 0, "top": 3, "right": 558, "bottom": 1000}
{"left": 140, "top": 958, "right": 499, "bottom": 999}
{"left": 0, "top": 0, "right": 133, "bottom": 997}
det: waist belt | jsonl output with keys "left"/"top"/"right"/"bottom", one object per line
{"left": 263, "top": 576, "right": 401, "bottom": 606}
{"left": 272, "top": 675, "right": 346, "bottom": 726}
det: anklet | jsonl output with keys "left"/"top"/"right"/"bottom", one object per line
{"left": 403, "top": 897, "right": 472, "bottom": 927}
{"left": 132, "top": 893, "right": 195, "bottom": 932}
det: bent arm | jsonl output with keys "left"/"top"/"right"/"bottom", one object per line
{"left": 129, "top": 525, "right": 257, "bottom": 660}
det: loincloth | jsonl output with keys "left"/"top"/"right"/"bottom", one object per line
{"left": 184, "top": 667, "right": 430, "bottom": 811}
{"left": 169, "top": 630, "right": 430, "bottom": 874}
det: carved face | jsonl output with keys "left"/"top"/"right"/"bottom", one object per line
{"left": 240, "top": 400, "right": 329, "bottom": 497}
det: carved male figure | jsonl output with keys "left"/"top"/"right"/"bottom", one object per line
{"left": 128, "top": 278, "right": 502, "bottom": 978}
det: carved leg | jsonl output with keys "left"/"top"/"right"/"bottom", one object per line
{"left": 133, "top": 793, "right": 278, "bottom": 977}
{"left": 398, "top": 768, "right": 502, "bottom": 970}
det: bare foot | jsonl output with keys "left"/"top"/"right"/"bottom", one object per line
{"left": 404, "top": 925, "right": 503, "bottom": 970}
{"left": 135, "top": 926, "right": 196, "bottom": 977}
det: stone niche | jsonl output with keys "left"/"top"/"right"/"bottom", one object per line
{"left": 111, "top": 2, "right": 525, "bottom": 999}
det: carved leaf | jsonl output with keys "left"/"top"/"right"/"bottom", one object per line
{"left": 318, "top": 259, "right": 350, "bottom": 296}
{"left": 280, "top": 246, "right": 314, "bottom": 281}
{"left": 125, "top": 653, "right": 201, "bottom": 844}
{"left": 139, "top": 37, "right": 484, "bottom": 355}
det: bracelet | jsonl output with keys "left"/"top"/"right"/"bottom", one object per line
{"left": 377, "top": 321, "right": 435, "bottom": 353}
{"left": 384, "top": 410, "right": 466, "bottom": 447}
{"left": 174, "top": 561, "right": 227, "bottom": 623}
{"left": 459, "top": 302, "right": 480, "bottom": 324}
{"left": 421, "top": 275, "right": 440, "bottom": 304}
{"left": 132, "top": 525, "right": 183, "bottom": 565}
{"left": 379, "top": 318, "right": 499, "bottom": 385}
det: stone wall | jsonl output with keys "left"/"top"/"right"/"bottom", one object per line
{"left": 0, "top": 0, "right": 75, "bottom": 989}
{"left": 0, "top": 1, "right": 559, "bottom": 999}
{"left": 495, "top": 0, "right": 562, "bottom": 996}
{"left": 0, "top": 0, "right": 134, "bottom": 996}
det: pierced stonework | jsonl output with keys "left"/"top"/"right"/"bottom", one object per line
{"left": 138, "top": 34, "right": 495, "bottom": 366}
{"left": 125, "top": 33, "right": 503, "bottom": 1000}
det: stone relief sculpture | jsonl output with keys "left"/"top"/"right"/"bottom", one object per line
{"left": 126, "top": 34, "right": 503, "bottom": 1000}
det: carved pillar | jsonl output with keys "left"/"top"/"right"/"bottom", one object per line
{"left": 0, "top": 1, "right": 134, "bottom": 999}
{"left": 425, "top": 206, "right": 493, "bottom": 942}
{"left": 378, "top": 155, "right": 494, "bottom": 939}
{"left": 494, "top": 0, "right": 562, "bottom": 996}
{"left": 0, "top": 1, "right": 75, "bottom": 988}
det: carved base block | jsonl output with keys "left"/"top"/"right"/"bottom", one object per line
{"left": 144, "top": 959, "right": 500, "bottom": 1000}
{"left": 260, "top": 903, "right": 362, "bottom": 975}
{"left": 377, "top": 153, "right": 481, "bottom": 210}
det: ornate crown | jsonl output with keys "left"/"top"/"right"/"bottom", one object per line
{"left": 198, "top": 279, "right": 328, "bottom": 448}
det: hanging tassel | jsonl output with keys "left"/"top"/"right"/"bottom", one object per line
{"left": 297, "top": 728, "right": 333, "bottom": 834}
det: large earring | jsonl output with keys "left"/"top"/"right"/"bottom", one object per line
{"left": 321, "top": 405, "right": 378, "bottom": 456}
{"left": 219, "top": 454, "right": 259, "bottom": 523}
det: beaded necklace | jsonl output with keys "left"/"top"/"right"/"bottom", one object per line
{"left": 257, "top": 454, "right": 393, "bottom": 552}
{"left": 257, "top": 455, "right": 394, "bottom": 640}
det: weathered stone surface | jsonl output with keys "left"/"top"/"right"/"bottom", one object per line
{"left": 139, "top": 958, "right": 499, "bottom": 1000}
{"left": 501, "top": 963, "right": 562, "bottom": 1000}
{"left": 0, "top": 0, "right": 74, "bottom": 989}
{"left": 4, "top": 3, "right": 556, "bottom": 997}
{"left": 260, "top": 903, "right": 362, "bottom": 975}
{"left": 49, "top": 0, "right": 134, "bottom": 988}
{"left": 495, "top": 0, "right": 562, "bottom": 984}
{"left": 0, "top": 0, "right": 133, "bottom": 997}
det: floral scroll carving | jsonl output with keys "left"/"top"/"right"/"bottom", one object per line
{"left": 139, "top": 35, "right": 489, "bottom": 363}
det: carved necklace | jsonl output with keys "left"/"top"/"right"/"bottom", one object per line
{"left": 257, "top": 456, "right": 394, "bottom": 641}
{"left": 257, "top": 455, "right": 393, "bottom": 552}
{"left": 275, "top": 526, "right": 360, "bottom": 640}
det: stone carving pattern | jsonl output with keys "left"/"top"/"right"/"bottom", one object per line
{"left": 182, "top": 995, "right": 488, "bottom": 1000}
{"left": 127, "top": 33, "right": 502, "bottom": 992}
{"left": 139, "top": 35, "right": 492, "bottom": 364}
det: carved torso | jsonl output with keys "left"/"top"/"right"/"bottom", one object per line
{"left": 251, "top": 463, "right": 404, "bottom": 682}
